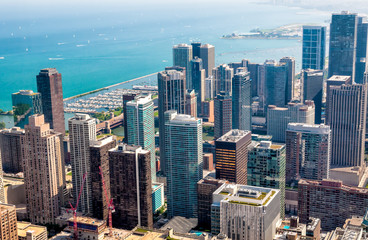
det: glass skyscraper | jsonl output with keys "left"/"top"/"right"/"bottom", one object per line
{"left": 232, "top": 70, "right": 252, "bottom": 131}
{"left": 302, "top": 26, "right": 326, "bottom": 70}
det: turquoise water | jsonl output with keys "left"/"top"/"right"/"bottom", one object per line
{"left": 0, "top": 1, "right": 329, "bottom": 110}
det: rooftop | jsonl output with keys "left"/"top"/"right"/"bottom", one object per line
{"left": 67, "top": 216, "right": 105, "bottom": 227}
{"left": 110, "top": 144, "right": 149, "bottom": 154}
{"left": 298, "top": 179, "right": 368, "bottom": 194}
{"left": 287, "top": 123, "right": 330, "bottom": 134}
{"left": 17, "top": 222, "right": 47, "bottom": 238}
{"left": 0, "top": 203, "right": 16, "bottom": 213}
{"left": 90, "top": 135, "right": 115, "bottom": 147}
{"left": 126, "top": 95, "right": 152, "bottom": 106}
{"left": 255, "top": 141, "right": 284, "bottom": 150}
{"left": 217, "top": 129, "right": 251, "bottom": 143}
{"left": 328, "top": 75, "right": 351, "bottom": 82}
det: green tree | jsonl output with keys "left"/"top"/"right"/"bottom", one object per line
{"left": 0, "top": 122, "right": 5, "bottom": 129}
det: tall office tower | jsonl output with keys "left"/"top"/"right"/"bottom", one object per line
{"left": 201, "top": 100, "right": 214, "bottom": 123}
{"left": 267, "top": 101, "right": 315, "bottom": 143}
{"left": 126, "top": 95, "right": 156, "bottom": 181}
{"left": 173, "top": 44, "right": 193, "bottom": 89}
{"left": 212, "top": 184, "right": 281, "bottom": 240}
{"left": 286, "top": 123, "right": 331, "bottom": 183}
{"left": 122, "top": 93, "right": 137, "bottom": 143}
{"left": 191, "top": 57, "right": 205, "bottom": 113}
{"left": 327, "top": 84, "right": 367, "bottom": 167}
{"left": 0, "top": 160, "right": 4, "bottom": 203}
{"left": 248, "top": 141, "right": 286, "bottom": 218}
{"left": 109, "top": 144, "right": 153, "bottom": 229}
{"left": 165, "top": 111, "right": 202, "bottom": 218}
{"left": 301, "top": 69, "right": 324, "bottom": 123}
{"left": 69, "top": 114, "right": 96, "bottom": 214}
{"left": 264, "top": 60, "right": 288, "bottom": 108}
{"left": 0, "top": 204, "right": 18, "bottom": 240}
{"left": 200, "top": 44, "right": 215, "bottom": 78}
{"left": 197, "top": 178, "right": 226, "bottom": 229}
{"left": 158, "top": 69, "right": 186, "bottom": 174}
{"left": 11, "top": 90, "right": 42, "bottom": 128}
{"left": 191, "top": 42, "right": 201, "bottom": 58}
{"left": 22, "top": 115, "right": 63, "bottom": 224}
{"left": 36, "top": 68, "right": 65, "bottom": 134}
{"left": 355, "top": 17, "right": 368, "bottom": 83}
{"left": 212, "top": 64, "right": 234, "bottom": 96}
{"left": 185, "top": 90, "right": 197, "bottom": 118}
{"left": 280, "top": 57, "right": 295, "bottom": 103}
{"left": 328, "top": 11, "right": 358, "bottom": 78}
{"left": 298, "top": 179, "right": 368, "bottom": 231}
{"left": 90, "top": 136, "right": 116, "bottom": 221}
{"left": 302, "top": 26, "right": 326, "bottom": 70}
{"left": 232, "top": 71, "right": 252, "bottom": 131}
{"left": 228, "top": 59, "right": 248, "bottom": 72}
{"left": 0, "top": 127, "right": 24, "bottom": 173}
{"left": 215, "top": 129, "right": 251, "bottom": 184}
{"left": 325, "top": 75, "right": 352, "bottom": 123}
{"left": 204, "top": 76, "right": 214, "bottom": 100}
{"left": 214, "top": 91, "right": 232, "bottom": 139}
{"left": 248, "top": 62, "right": 259, "bottom": 97}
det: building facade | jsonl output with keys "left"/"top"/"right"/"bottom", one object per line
{"left": 0, "top": 127, "right": 25, "bottom": 173}
{"left": 302, "top": 26, "right": 326, "bottom": 70}
{"left": 191, "top": 57, "right": 205, "bottom": 113}
{"left": 264, "top": 60, "right": 289, "bottom": 108}
{"left": 200, "top": 44, "right": 215, "bottom": 78}
{"left": 11, "top": 90, "right": 42, "bottom": 128}
{"left": 212, "top": 64, "right": 234, "bottom": 96}
{"left": 232, "top": 71, "right": 252, "bottom": 131}
{"left": 214, "top": 92, "right": 232, "bottom": 139}
{"left": 173, "top": 44, "right": 193, "bottom": 89}
{"left": 0, "top": 204, "right": 18, "bottom": 240}
{"left": 279, "top": 57, "right": 295, "bottom": 104}
{"left": 165, "top": 111, "right": 203, "bottom": 218}
{"left": 185, "top": 90, "right": 197, "bottom": 118}
{"left": 355, "top": 17, "right": 368, "bottom": 84}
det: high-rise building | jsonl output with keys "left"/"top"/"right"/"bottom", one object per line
{"left": 355, "top": 17, "right": 368, "bottom": 84}
{"left": 298, "top": 179, "right": 368, "bottom": 231}
{"left": 301, "top": 69, "right": 324, "bottom": 123}
{"left": 327, "top": 84, "right": 367, "bottom": 167}
{"left": 214, "top": 91, "right": 232, "bottom": 139}
{"left": 0, "top": 127, "right": 24, "bottom": 173}
{"left": 248, "top": 62, "right": 260, "bottom": 97}
{"left": 280, "top": 57, "right": 295, "bottom": 103}
{"left": 212, "top": 184, "right": 281, "bottom": 240}
{"left": 328, "top": 11, "right": 358, "bottom": 78}
{"left": 22, "top": 115, "right": 63, "bottom": 224}
{"left": 232, "top": 70, "right": 252, "bottom": 131}
{"left": 158, "top": 69, "right": 186, "bottom": 174}
{"left": 264, "top": 60, "right": 289, "bottom": 108}
{"left": 197, "top": 178, "right": 226, "bottom": 229}
{"left": 173, "top": 44, "right": 193, "bottom": 89}
{"left": 267, "top": 101, "right": 315, "bottom": 143}
{"left": 200, "top": 44, "right": 215, "bottom": 78}
{"left": 126, "top": 95, "right": 156, "bottom": 181}
{"left": 0, "top": 159, "right": 4, "bottom": 203}
{"left": 215, "top": 129, "right": 251, "bottom": 184}
{"left": 122, "top": 93, "right": 137, "bottom": 143}
{"left": 11, "top": 90, "right": 42, "bottom": 128}
{"left": 185, "top": 90, "right": 197, "bottom": 118}
{"left": 90, "top": 136, "right": 116, "bottom": 221}
{"left": 69, "top": 114, "right": 96, "bottom": 214}
{"left": 302, "top": 26, "right": 326, "bottom": 70}
{"left": 36, "top": 68, "right": 65, "bottom": 134}
{"left": 191, "top": 57, "right": 205, "bottom": 113}
{"left": 109, "top": 144, "right": 153, "bottom": 229}
{"left": 17, "top": 222, "right": 47, "bottom": 240}
{"left": 248, "top": 141, "right": 286, "bottom": 218}
{"left": 191, "top": 42, "right": 201, "bottom": 58}
{"left": 204, "top": 76, "right": 214, "bottom": 100}
{"left": 212, "top": 64, "right": 234, "bottom": 96}
{"left": 286, "top": 123, "right": 331, "bottom": 183}
{"left": 165, "top": 111, "right": 202, "bottom": 218}
{"left": 325, "top": 75, "right": 352, "bottom": 123}
{"left": 201, "top": 100, "right": 214, "bottom": 123}
{"left": 0, "top": 204, "right": 18, "bottom": 240}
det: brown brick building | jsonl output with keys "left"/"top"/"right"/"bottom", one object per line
{"left": 0, "top": 204, "right": 18, "bottom": 240}
{"left": 0, "top": 127, "right": 24, "bottom": 173}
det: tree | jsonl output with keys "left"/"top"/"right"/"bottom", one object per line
{"left": 0, "top": 122, "right": 5, "bottom": 130}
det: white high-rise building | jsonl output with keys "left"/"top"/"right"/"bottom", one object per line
{"left": 69, "top": 114, "right": 96, "bottom": 214}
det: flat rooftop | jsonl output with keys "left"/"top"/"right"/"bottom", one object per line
{"left": 287, "top": 123, "right": 330, "bottom": 134}
{"left": 17, "top": 222, "right": 46, "bottom": 238}
{"left": 255, "top": 141, "right": 284, "bottom": 150}
{"left": 217, "top": 129, "right": 251, "bottom": 142}
{"left": 68, "top": 216, "right": 105, "bottom": 227}
{"left": 328, "top": 75, "right": 351, "bottom": 82}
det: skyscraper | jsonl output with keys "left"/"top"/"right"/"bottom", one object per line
{"left": 158, "top": 69, "right": 186, "bottom": 174}
{"left": 301, "top": 69, "right": 324, "bottom": 123}
{"left": 36, "top": 68, "right": 65, "bottom": 134}
{"left": 191, "top": 57, "right": 205, "bottom": 113}
{"left": 232, "top": 70, "right": 252, "bottom": 131}
{"left": 200, "top": 44, "right": 215, "bottom": 78}
{"left": 302, "top": 26, "right": 326, "bottom": 70}
{"left": 248, "top": 141, "right": 286, "bottom": 218}
{"left": 214, "top": 91, "right": 232, "bottom": 139}
{"left": 185, "top": 89, "right": 197, "bottom": 118}
{"left": 248, "top": 62, "right": 260, "bottom": 97}
{"left": 69, "top": 114, "right": 97, "bottom": 214}
{"left": 286, "top": 123, "right": 331, "bottom": 183}
{"left": 173, "top": 44, "right": 193, "bottom": 89}
{"left": 109, "top": 144, "right": 153, "bottom": 229}
{"left": 126, "top": 95, "right": 156, "bottom": 181}
{"left": 215, "top": 129, "right": 251, "bottom": 184}
{"left": 0, "top": 204, "right": 18, "bottom": 240}
{"left": 191, "top": 42, "right": 201, "bottom": 58}
{"left": 355, "top": 17, "right": 368, "bottom": 84}
{"left": 22, "top": 115, "right": 63, "bottom": 224}
{"left": 122, "top": 93, "right": 137, "bottom": 143}
{"left": 327, "top": 84, "right": 367, "bottom": 167}
{"left": 0, "top": 155, "right": 4, "bottom": 203}
{"left": 11, "top": 90, "right": 42, "bottom": 128}
{"left": 328, "top": 12, "right": 358, "bottom": 78}
{"left": 0, "top": 127, "right": 24, "bottom": 173}
{"left": 264, "top": 60, "right": 288, "bottom": 108}
{"left": 204, "top": 76, "right": 214, "bottom": 100}
{"left": 280, "top": 57, "right": 295, "bottom": 104}
{"left": 165, "top": 111, "right": 202, "bottom": 218}
{"left": 267, "top": 101, "right": 315, "bottom": 143}
{"left": 212, "top": 64, "right": 234, "bottom": 96}
{"left": 90, "top": 136, "right": 116, "bottom": 221}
